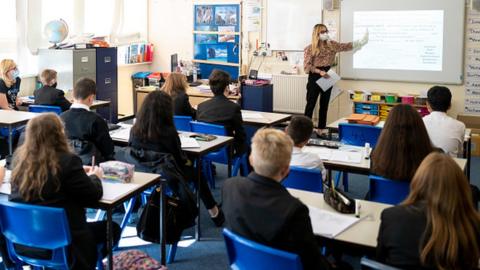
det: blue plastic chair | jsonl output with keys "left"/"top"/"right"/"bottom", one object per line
{"left": 336, "top": 123, "right": 382, "bottom": 192}
{"left": 28, "top": 105, "right": 62, "bottom": 115}
{"left": 174, "top": 115, "right": 193, "bottom": 132}
{"left": 190, "top": 121, "right": 249, "bottom": 188}
{"left": 223, "top": 228, "right": 303, "bottom": 270}
{"left": 360, "top": 256, "right": 402, "bottom": 270}
{"left": 282, "top": 166, "right": 323, "bottom": 193}
{"left": 368, "top": 175, "right": 410, "bottom": 204}
{"left": 0, "top": 201, "right": 103, "bottom": 270}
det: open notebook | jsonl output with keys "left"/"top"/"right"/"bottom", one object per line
{"left": 307, "top": 205, "right": 361, "bottom": 238}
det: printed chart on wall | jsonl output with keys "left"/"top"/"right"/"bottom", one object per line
{"left": 465, "top": 8, "right": 480, "bottom": 115}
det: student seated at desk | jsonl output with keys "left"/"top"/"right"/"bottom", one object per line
{"left": 7, "top": 113, "right": 121, "bottom": 270}
{"left": 128, "top": 90, "right": 224, "bottom": 226}
{"left": 222, "top": 129, "right": 331, "bottom": 270}
{"left": 34, "top": 69, "right": 71, "bottom": 112}
{"left": 197, "top": 69, "right": 247, "bottom": 155}
{"left": 162, "top": 72, "right": 196, "bottom": 118}
{"left": 61, "top": 78, "right": 115, "bottom": 165}
{"left": 286, "top": 115, "right": 326, "bottom": 179}
{"left": 371, "top": 104, "right": 434, "bottom": 181}
{"left": 377, "top": 152, "right": 480, "bottom": 270}
{"left": 0, "top": 59, "right": 21, "bottom": 110}
{"left": 423, "top": 86, "right": 465, "bottom": 157}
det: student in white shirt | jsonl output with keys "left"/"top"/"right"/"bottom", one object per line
{"left": 286, "top": 116, "right": 326, "bottom": 179}
{"left": 423, "top": 86, "right": 465, "bottom": 157}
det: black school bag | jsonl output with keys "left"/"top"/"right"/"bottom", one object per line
{"left": 117, "top": 147, "right": 198, "bottom": 244}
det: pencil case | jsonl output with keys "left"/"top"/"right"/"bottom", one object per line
{"left": 100, "top": 161, "right": 135, "bottom": 183}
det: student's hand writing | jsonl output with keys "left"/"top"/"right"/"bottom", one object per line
{"left": 83, "top": 165, "right": 92, "bottom": 173}
{"left": 87, "top": 166, "right": 104, "bottom": 179}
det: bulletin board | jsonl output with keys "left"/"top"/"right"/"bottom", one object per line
{"left": 193, "top": 4, "right": 241, "bottom": 79}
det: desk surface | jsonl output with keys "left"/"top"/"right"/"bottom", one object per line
{"left": 288, "top": 188, "right": 391, "bottom": 248}
{"left": 109, "top": 124, "right": 234, "bottom": 155}
{"left": 91, "top": 100, "right": 111, "bottom": 109}
{"left": 327, "top": 117, "right": 471, "bottom": 142}
{"left": 98, "top": 172, "right": 160, "bottom": 206}
{"left": 187, "top": 87, "right": 240, "bottom": 100}
{"left": 0, "top": 110, "right": 38, "bottom": 126}
{"left": 241, "top": 110, "right": 291, "bottom": 126}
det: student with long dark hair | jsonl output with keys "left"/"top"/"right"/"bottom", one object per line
{"left": 377, "top": 152, "right": 480, "bottom": 269}
{"left": 9, "top": 113, "right": 120, "bottom": 269}
{"left": 371, "top": 104, "right": 434, "bottom": 181}
{"left": 130, "top": 91, "right": 224, "bottom": 226}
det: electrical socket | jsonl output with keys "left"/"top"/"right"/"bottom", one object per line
{"left": 258, "top": 48, "right": 272, "bottom": 57}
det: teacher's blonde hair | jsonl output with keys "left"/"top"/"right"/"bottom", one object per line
{"left": 311, "top": 24, "right": 329, "bottom": 56}
{"left": 250, "top": 128, "right": 293, "bottom": 178}
{"left": 0, "top": 59, "right": 16, "bottom": 88}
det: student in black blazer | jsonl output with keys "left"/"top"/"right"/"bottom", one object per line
{"left": 7, "top": 113, "right": 120, "bottom": 270}
{"left": 128, "top": 90, "right": 224, "bottom": 226}
{"left": 61, "top": 77, "right": 114, "bottom": 165}
{"left": 377, "top": 152, "right": 480, "bottom": 270}
{"left": 34, "top": 69, "right": 71, "bottom": 111}
{"left": 222, "top": 128, "right": 331, "bottom": 270}
{"left": 162, "top": 72, "right": 196, "bottom": 118}
{"left": 196, "top": 69, "right": 246, "bottom": 155}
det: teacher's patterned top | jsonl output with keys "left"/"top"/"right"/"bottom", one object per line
{"left": 304, "top": 41, "right": 352, "bottom": 73}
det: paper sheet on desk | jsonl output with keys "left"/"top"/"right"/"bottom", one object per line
{"left": 180, "top": 137, "right": 200, "bottom": 148}
{"left": 303, "top": 146, "right": 333, "bottom": 160}
{"left": 330, "top": 150, "right": 363, "bottom": 164}
{"left": 101, "top": 181, "right": 140, "bottom": 201}
{"left": 307, "top": 206, "right": 360, "bottom": 238}
{"left": 241, "top": 112, "right": 264, "bottom": 119}
{"left": 316, "top": 70, "right": 340, "bottom": 91}
{"left": 109, "top": 125, "right": 131, "bottom": 141}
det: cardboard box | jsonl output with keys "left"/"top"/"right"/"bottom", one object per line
{"left": 471, "top": 134, "right": 480, "bottom": 157}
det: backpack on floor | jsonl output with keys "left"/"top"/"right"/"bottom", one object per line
{"left": 105, "top": 250, "right": 167, "bottom": 270}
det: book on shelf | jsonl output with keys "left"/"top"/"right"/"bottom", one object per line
{"left": 118, "top": 42, "right": 154, "bottom": 65}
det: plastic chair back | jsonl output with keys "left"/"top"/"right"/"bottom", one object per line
{"left": 338, "top": 123, "right": 382, "bottom": 147}
{"left": 223, "top": 228, "right": 303, "bottom": 270}
{"left": 0, "top": 201, "right": 72, "bottom": 268}
{"left": 282, "top": 166, "right": 323, "bottom": 192}
{"left": 368, "top": 175, "right": 410, "bottom": 204}
{"left": 29, "top": 105, "right": 62, "bottom": 115}
{"left": 174, "top": 115, "right": 193, "bottom": 132}
{"left": 360, "top": 256, "right": 402, "bottom": 270}
{"left": 190, "top": 121, "right": 228, "bottom": 162}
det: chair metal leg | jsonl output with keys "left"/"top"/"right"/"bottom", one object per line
{"left": 334, "top": 171, "right": 342, "bottom": 187}
{"left": 232, "top": 158, "right": 241, "bottom": 176}
{"left": 120, "top": 197, "right": 137, "bottom": 232}
{"left": 167, "top": 242, "right": 178, "bottom": 264}
{"left": 343, "top": 172, "right": 349, "bottom": 192}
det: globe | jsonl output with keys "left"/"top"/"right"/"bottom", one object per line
{"left": 44, "top": 19, "right": 69, "bottom": 45}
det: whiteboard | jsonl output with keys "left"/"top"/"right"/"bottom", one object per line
{"left": 266, "top": 0, "right": 323, "bottom": 51}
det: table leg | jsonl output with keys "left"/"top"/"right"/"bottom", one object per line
{"left": 195, "top": 156, "right": 201, "bottom": 241}
{"left": 106, "top": 209, "right": 113, "bottom": 270}
{"left": 109, "top": 105, "right": 113, "bottom": 123}
{"left": 8, "top": 126, "right": 13, "bottom": 155}
{"left": 160, "top": 181, "right": 166, "bottom": 265}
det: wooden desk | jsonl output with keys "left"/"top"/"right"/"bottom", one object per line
{"left": 0, "top": 110, "right": 38, "bottom": 154}
{"left": 327, "top": 118, "right": 472, "bottom": 179}
{"left": 241, "top": 110, "right": 291, "bottom": 126}
{"left": 109, "top": 124, "right": 234, "bottom": 240}
{"left": 288, "top": 188, "right": 391, "bottom": 248}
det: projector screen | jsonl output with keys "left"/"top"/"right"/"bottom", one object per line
{"left": 340, "top": 0, "right": 465, "bottom": 84}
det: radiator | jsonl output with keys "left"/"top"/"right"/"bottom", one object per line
{"left": 272, "top": 74, "right": 308, "bottom": 113}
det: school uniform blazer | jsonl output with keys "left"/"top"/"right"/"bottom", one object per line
{"left": 9, "top": 152, "right": 103, "bottom": 269}
{"left": 173, "top": 91, "right": 196, "bottom": 118}
{"left": 222, "top": 173, "right": 329, "bottom": 270}
{"left": 61, "top": 108, "right": 115, "bottom": 163}
{"left": 196, "top": 95, "right": 246, "bottom": 154}
{"left": 33, "top": 86, "right": 72, "bottom": 112}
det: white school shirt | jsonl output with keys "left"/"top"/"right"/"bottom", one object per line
{"left": 70, "top": 102, "right": 90, "bottom": 111}
{"left": 423, "top": 111, "right": 465, "bottom": 157}
{"left": 290, "top": 146, "right": 327, "bottom": 180}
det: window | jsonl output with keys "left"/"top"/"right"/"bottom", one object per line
{"left": 84, "top": 0, "right": 115, "bottom": 37}
{"left": 41, "top": 0, "right": 74, "bottom": 36}
{"left": 0, "top": 0, "right": 17, "bottom": 61}
{"left": 122, "top": 0, "right": 148, "bottom": 40}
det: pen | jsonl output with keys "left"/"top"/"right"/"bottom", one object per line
{"left": 91, "top": 156, "right": 95, "bottom": 168}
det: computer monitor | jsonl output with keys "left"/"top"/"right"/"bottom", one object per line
{"left": 171, "top": 54, "right": 178, "bottom": 72}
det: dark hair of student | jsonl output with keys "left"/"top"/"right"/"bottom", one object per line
{"left": 73, "top": 77, "right": 96, "bottom": 100}
{"left": 427, "top": 85, "right": 452, "bottom": 112}
{"left": 287, "top": 116, "right": 314, "bottom": 145}
{"left": 404, "top": 152, "right": 480, "bottom": 270}
{"left": 371, "top": 104, "right": 433, "bottom": 181}
{"left": 209, "top": 69, "right": 230, "bottom": 96}
{"left": 131, "top": 90, "right": 175, "bottom": 141}
{"left": 11, "top": 113, "right": 71, "bottom": 202}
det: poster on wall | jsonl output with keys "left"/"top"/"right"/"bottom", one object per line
{"left": 196, "top": 6, "right": 213, "bottom": 24}
{"left": 465, "top": 8, "right": 480, "bottom": 114}
{"left": 245, "top": 0, "right": 261, "bottom": 32}
{"left": 215, "top": 6, "right": 237, "bottom": 25}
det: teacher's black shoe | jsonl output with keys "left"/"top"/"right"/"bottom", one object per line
{"left": 211, "top": 208, "right": 225, "bottom": 227}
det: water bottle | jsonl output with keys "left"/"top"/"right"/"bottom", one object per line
{"left": 192, "top": 66, "right": 198, "bottom": 82}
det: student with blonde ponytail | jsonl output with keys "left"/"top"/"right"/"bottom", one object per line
{"left": 377, "top": 152, "right": 480, "bottom": 270}
{"left": 303, "top": 24, "right": 368, "bottom": 134}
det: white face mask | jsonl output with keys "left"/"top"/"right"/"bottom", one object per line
{"left": 319, "top": 33, "right": 329, "bottom": 41}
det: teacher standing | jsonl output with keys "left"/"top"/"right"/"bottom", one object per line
{"left": 304, "top": 24, "right": 368, "bottom": 134}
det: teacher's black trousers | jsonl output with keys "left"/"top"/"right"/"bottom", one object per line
{"left": 304, "top": 71, "right": 332, "bottom": 129}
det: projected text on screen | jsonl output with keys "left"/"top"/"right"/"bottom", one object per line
{"left": 353, "top": 10, "right": 444, "bottom": 71}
